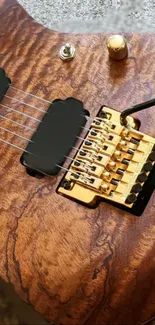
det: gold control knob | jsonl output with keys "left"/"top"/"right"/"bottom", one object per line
{"left": 107, "top": 35, "right": 128, "bottom": 61}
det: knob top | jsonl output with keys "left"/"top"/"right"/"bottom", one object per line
{"left": 107, "top": 35, "right": 128, "bottom": 61}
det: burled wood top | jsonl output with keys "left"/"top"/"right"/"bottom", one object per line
{"left": 0, "top": 1, "right": 155, "bottom": 325}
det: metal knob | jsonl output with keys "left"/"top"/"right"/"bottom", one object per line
{"left": 107, "top": 35, "right": 128, "bottom": 61}
{"left": 59, "top": 43, "right": 76, "bottom": 61}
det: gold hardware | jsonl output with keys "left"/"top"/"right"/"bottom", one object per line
{"left": 59, "top": 43, "right": 76, "bottom": 61}
{"left": 118, "top": 140, "right": 127, "bottom": 150}
{"left": 107, "top": 35, "right": 128, "bottom": 61}
{"left": 121, "top": 129, "right": 130, "bottom": 140}
{"left": 102, "top": 171, "right": 111, "bottom": 181}
{"left": 107, "top": 161, "right": 116, "bottom": 171}
{"left": 114, "top": 150, "right": 122, "bottom": 161}
{"left": 58, "top": 106, "right": 155, "bottom": 209}
{"left": 101, "top": 184, "right": 110, "bottom": 193}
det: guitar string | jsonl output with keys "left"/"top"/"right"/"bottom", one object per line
{"left": 141, "top": 316, "right": 155, "bottom": 325}
{"left": 3, "top": 94, "right": 100, "bottom": 126}
{"left": 0, "top": 126, "right": 33, "bottom": 142}
{"left": 21, "top": 163, "right": 75, "bottom": 179}
{"left": 7, "top": 85, "right": 114, "bottom": 132}
{"left": 0, "top": 103, "right": 41, "bottom": 122}
{"left": 0, "top": 87, "right": 109, "bottom": 174}
{"left": 9, "top": 85, "right": 52, "bottom": 104}
{"left": 6, "top": 87, "right": 101, "bottom": 124}
{"left": 0, "top": 102, "right": 100, "bottom": 143}
{"left": 0, "top": 110, "right": 96, "bottom": 148}
{"left": 0, "top": 124, "right": 91, "bottom": 150}
{"left": 0, "top": 128, "right": 107, "bottom": 178}
{"left": 0, "top": 134, "right": 88, "bottom": 163}
{"left": 1, "top": 99, "right": 94, "bottom": 126}
{"left": 0, "top": 138, "right": 32, "bottom": 154}
{"left": 0, "top": 114, "right": 36, "bottom": 131}
{"left": 5, "top": 92, "right": 93, "bottom": 122}
{"left": 71, "top": 146, "right": 91, "bottom": 154}
{"left": 0, "top": 88, "right": 110, "bottom": 160}
{"left": 0, "top": 102, "right": 110, "bottom": 163}
{"left": 4, "top": 94, "right": 46, "bottom": 114}
{"left": 64, "top": 155, "right": 86, "bottom": 165}
{"left": 0, "top": 136, "right": 110, "bottom": 180}
{"left": 65, "top": 155, "right": 92, "bottom": 168}
{"left": 0, "top": 137, "right": 81, "bottom": 178}
{"left": 9, "top": 84, "right": 111, "bottom": 128}
{"left": 0, "top": 113, "right": 91, "bottom": 143}
{"left": 0, "top": 136, "right": 98, "bottom": 160}
{"left": 29, "top": 165, "right": 80, "bottom": 179}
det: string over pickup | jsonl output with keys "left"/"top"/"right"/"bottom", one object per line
{"left": 21, "top": 98, "right": 89, "bottom": 176}
{"left": 0, "top": 68, "right": 11, "bottom": 101}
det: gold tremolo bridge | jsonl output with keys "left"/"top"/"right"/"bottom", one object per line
{"left": 58, "top": 106, "right": 155, "bottom": 216}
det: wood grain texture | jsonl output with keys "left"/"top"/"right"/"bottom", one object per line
{"left": 0, "top": 1, "right": 155, "bottom": 324}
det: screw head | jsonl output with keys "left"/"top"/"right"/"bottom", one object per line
{"left": 59, "top": 43, "right": 76, "bottom": 61}
{"left": 108, "top": 161, "right": 116, "bottom": 171}
{"left": 101, "top": 183, "right": 110, "bottom": 193}
{"left": 114, "top": 150, "right": 122, "bottom": 161}
{"left": 103, "top": 171, "right": 111, "bottom": 181}
{"left": 126, "top": 193, "right": 137, "bottom": 204}
{"left": 61, "top": 179, "right": 72, "bottom": 190}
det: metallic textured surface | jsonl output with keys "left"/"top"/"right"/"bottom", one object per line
{"left": 18, "top": 0, "right": 155, "bottom": 33}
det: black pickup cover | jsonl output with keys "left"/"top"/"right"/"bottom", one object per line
{"left": 21, "top": 98, "right": 88, "bottom": 176}
{"left": 0, "top": 68, "right": 11, "bottom": 100}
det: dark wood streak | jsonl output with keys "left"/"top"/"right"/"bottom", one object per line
{"left": 0, "top": 1, "right": 155, "bottom": 325}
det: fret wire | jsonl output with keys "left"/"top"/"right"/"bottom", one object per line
{"left": 0, "top": 114, "right": 36, "bottom": 131}
{"left": 0, "top": 103, "right": 41, "bottom": 123}
{"left": 0, "top": 126, "right": 32, "bottom": 142}
{"left": 5, "top": 94, "right": 46, "bottom": 114}
{"left": 9, "top": 85, "right": 52, "bottom": 104}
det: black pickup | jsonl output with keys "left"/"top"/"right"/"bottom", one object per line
{"left": 21, "top": 98, "right": 88, "bottom": 177}
{"left": 0, "top": 68, "right": 11, "bottom": 101}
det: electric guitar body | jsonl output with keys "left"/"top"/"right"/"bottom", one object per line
{"left": 0, "top": 1, "right": 155, "bottom": 324}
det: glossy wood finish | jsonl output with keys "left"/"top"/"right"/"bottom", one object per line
{"left": 0, "top": 1, "right": 155, "bottom": 324}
